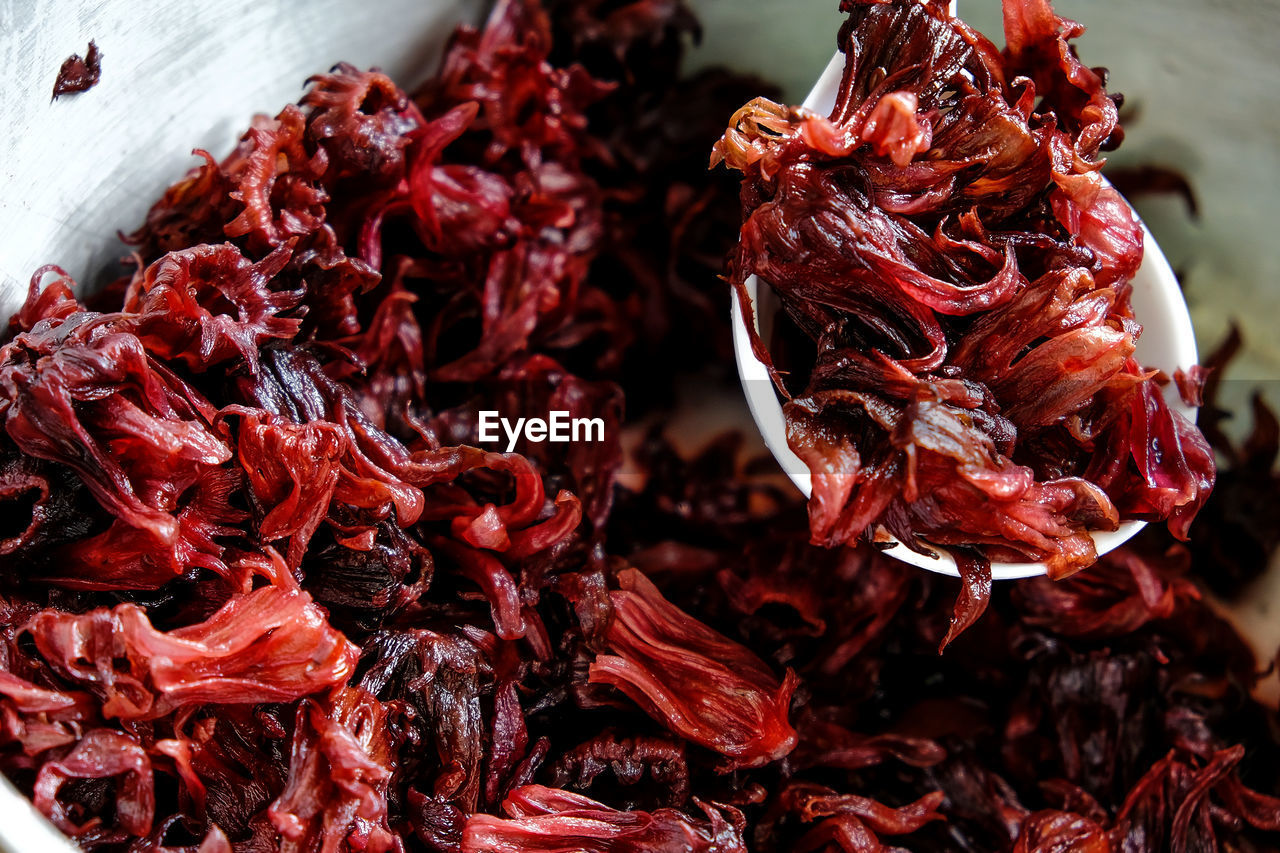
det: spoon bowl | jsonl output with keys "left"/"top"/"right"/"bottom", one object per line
{"left": 731, "top": 50, "right": 1200, "bottom": 580}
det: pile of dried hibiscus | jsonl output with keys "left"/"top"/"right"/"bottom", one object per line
{"left": 0, "top": 1, "right": 1277, "bottom": 852}
{"left": 716, "top": 0, "right": 1215, "bottom": 584}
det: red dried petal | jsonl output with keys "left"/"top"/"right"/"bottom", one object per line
{"left": 33, "top": 729, "right": 155, "bottom": 837}
{"left": 268, "top": 688, "right": 401, "bottom": 853}
{"left": 860, "top": 91, "right": 932, "bottom": 167}
{"left": 1012, "top": 810, "right": 1110, "bottom": 853}
{"left": 123, "top": 242, "right": 303, "bottom": 373}
{"left": 589, "top": 568, "right": 798, "bottom": 767}
{"left": 231, "top": 411, "right": 344, "bottom": 567}
{"left": 24, "top": 551, "right": 358, "bottom": 719}
{"left": 462, "top": 784, "right": 746, "bottom": 852}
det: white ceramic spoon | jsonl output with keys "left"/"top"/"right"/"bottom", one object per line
{"left": 731, "top": 46, "right": 1199, "bottom": 581}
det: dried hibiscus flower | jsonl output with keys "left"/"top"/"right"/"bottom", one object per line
{"left": 587, "top": 568, "right": 798, "bottom": 768}
{"left": 52, "top": 41, "right": 102, "bottom": 100}
{"left": 461, "top": 785, "right": 747, "bottom": 852}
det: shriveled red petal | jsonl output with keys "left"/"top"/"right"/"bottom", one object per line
{"left": 25, "top": 551, "right": 358, "bottom": 719}
{"left": 589, "top": 568, "right": 797, "bottom": 767}
{"left": 462, "top": 785, "right": 747, "bottom": 853}
{"left": 268, "top": 688, "right": 401, "bottom": 853}
{"left": 33, "top": 729, "right": 155, "bottom": 837}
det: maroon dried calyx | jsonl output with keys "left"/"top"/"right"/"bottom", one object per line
{"left": 461, "top": 784, "right": 748, "bottom": 852}
{"left": 588, "top": 568, "right": 799, "bottom": 768}
{"left": 0, "top": 298, "right": 240, "bottom": 588}
{"left": 52, "top": 41, "right": 101, "bottom": 100}
{"left": 267, "top": 688, "right": 401, "bottom": 853}
{"left": 33, "top": 729, "right": 153, "bottom": 838}
{"left": 23, "top": 551, "right": 358, "bottom": 720}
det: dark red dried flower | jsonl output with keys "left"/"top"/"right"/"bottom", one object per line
{"left": 267, "top": 688, "right": 401, "bottom": 853}
{"left": 24, "top": 552, "right": 358, "bottom": 721}
{"left": 33, "top": 729, "right": 153, "bottom": 838}
{"left": 589, "top": 568, "right": 798, "bottom": 767}
{"left": 52, "top": 41, "right": 101, "bottom": 100}
{"left": 461, "top": 785, "right": 747, "bottom": 852}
